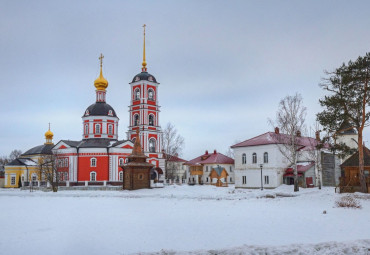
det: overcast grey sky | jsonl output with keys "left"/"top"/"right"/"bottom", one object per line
{"left": 1, "top": 0, "right": 370, "bottom": 160}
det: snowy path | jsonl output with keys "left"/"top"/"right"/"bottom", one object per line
{"left": 0, "top": 185, "right": 369, "bottom": 255}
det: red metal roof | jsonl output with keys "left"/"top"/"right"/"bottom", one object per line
{"left": 231, "top": 132, "right": 320, "bottom": 149}
{"left": 285, "top": 162, "right": 315, "bottom": 174}
{"left": 185, "top": 151, "right": 234, "bottom": 166}
{"left": 162, "top": 153, "right": 187, "bottom": 162}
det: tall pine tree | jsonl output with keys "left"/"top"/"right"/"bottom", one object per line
{"left": 318, "top": 52, "right": 370, "bottom": 193}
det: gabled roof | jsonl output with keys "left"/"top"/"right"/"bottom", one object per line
{"left": 163, "top": 153, "right": 187, "bottom": 162}
{"left": 285, "top": 162, "right": 315, "bottom": 174}
{"left": 6, "top": 158, "right": 37, "bottom": 166}
{"left": 341, "top": 146, "right": 370, "bottom": 167}
{"left": 231, "top": 132, "right": 318, "bottom": 149}
{"left": 54, "top": 139, "right": 132, "bottom": 149}
{"left": 211, "top": 166, "right": 226, "bottom": 176}
{"left": 185, "top": 151, "right": 234, "bottom": 166}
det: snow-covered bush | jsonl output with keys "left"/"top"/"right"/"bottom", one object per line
{"left": 335, "top": 195, "right": 362, "bottom": 209}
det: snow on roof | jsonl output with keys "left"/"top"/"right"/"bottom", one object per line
{"left": 163, "top": 153, "right": 187, "bottom": 162}
{"left": 185, "top": 151, "right": 234, "bottom": 166}
{"left": 285, "top": 162, "right": 315, "bottom": 174}
{"left": 231, "top": 132, "right": 320, "bottom": 150}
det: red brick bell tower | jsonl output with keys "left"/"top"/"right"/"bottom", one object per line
{"left": 127, "top": 25, "right": 164, "bottom": 172}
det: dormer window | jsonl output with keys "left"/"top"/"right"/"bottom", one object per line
{"left": 148, "top": 76, "right": 153, "bottom": 82}
{"left": 148, "top": 89, "right": 154, "bottom": 100}
{"left": 108, "top": 110, "right": 113, "bottom": 116}
{"left": 135, "top": 88, "right": 140, "bottom": 100}
{"left": 85, "top": 110, "right": 89, "bottom": 116}
{"left": 135, "top": 76, "right": 140, "bottom": 82}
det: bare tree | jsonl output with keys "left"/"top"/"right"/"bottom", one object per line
{"left": 0, "top": 156, "right": 10, "bottom": 166}
{"left": 38, "top": 154, "right": 60, "bottom": 192}
{"left": 161, "top": 122, "right": 185, "bottom": 180}
{"left": 270, "top": 93, "right": 307, "bottom": 192}
{"left": 225, "top": 140, "right": 241, "bottom": 159}
{"left": 9, "top": 149, "right": 22, "bottom": 161}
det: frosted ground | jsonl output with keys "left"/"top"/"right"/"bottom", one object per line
{"left": 0, "top": 185, "right": 369, "bottom": 255}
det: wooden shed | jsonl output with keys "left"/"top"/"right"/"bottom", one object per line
{"left": 209, "top": 166, "right": 228, "bottom": 187}
{"left": 339, "top": 146, "right": 370, "bottom": 193}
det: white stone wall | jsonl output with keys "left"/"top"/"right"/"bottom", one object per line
{"left": 233, "top": 144, "right": 289, "bottom": 188}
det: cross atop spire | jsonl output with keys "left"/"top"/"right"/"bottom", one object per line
{"left": 99, "top": 53, "right": 104, "bottom": 69}
{"left": 142, "top": 24, "right": 147, "bottom": 72}
{"left": 48, "top": 122, "right": 51, "bottom": 130}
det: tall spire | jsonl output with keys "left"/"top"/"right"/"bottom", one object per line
{"left": 142, "top": 24, "right": 147, "bottom": 72}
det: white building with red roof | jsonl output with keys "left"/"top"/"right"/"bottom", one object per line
{"left": 163, "top": 153, "right": 187, "bottom": 183}
{"left": 231, "top": 128, "right": 320, "bottom": 189}
{"left": 185, "top": 150, "right": 234, "bottom": 185}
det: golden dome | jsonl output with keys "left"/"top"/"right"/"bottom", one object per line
{"left": 94, "top": 53, "right": 108, "bottom": 91}
{"left": 45, "top": 129, "right": 53, "bottom": 140}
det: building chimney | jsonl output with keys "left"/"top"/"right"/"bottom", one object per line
{"left": 296, "top": 130, "right": 301, "bottom": 137}
{"left": 315, "top": 131, "right": 320, "bottom": 141}
{"left": 205, "top": 150, "right": 208, "bottom": 155}
{"left": 214, "top": 149, "right": 217, "bottom": 154}
{"left": 275, "top": 127, "right": 279, "bottom": 134}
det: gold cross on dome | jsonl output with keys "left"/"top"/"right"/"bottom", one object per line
{"left": 99, "top": 53, "right": 104, "bottom": 68}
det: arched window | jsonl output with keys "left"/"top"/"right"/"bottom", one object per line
{"left": 90, "top": 172, "right": 96, "bottom": 181}
{"left": 125, "top": 158, "right": 129, "bottom": 163}
{"left": 252, "top": 153, "right": 257, "bottom": 164}
{"left": 149, "top": 138, "right": 156, "bottom": 153}
{"left": 148, "top": 89, "right": 154, "bottom": 100}
{"left": 119, "top": 171, "right": 123, "bottom": 181}
{"left": 119, "top": 158, "right": 124, "bottom": 165}
{"left": 134, "top": 114, "right": 139, "bottom": 126}
{"left": 64, "top": 158, "right": 68, "bottom": 167}
{"left": 135, "top": 88, "right": 140, "bottom": 100}
{"left": 108, "top": 124, "right": 113, "bottom": 135}
{"left": 264, "top": 152, "right": 268, "bottom": 163}
{"left": 90, "top": 158, "right": 97, "bottom": 167}
{"left": 149, "top": 115, "right": 154, "bottom": 126}
{"left": 84, "top": 124, "right": 89, "bottom": 135}
{"left": 242, "top": 153, "right": 246, "bottom": 164}
{"left": 95, "top": 124, "right": 101, "bottom": 134}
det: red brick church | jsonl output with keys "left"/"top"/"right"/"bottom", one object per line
{"left": 52, "top": 27, "right": 165, "bottom": 185}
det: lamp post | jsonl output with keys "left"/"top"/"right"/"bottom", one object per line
{"left": 259, "top": 164, "right": 263, "bottom": 190}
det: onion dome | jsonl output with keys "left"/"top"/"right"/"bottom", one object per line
{"left": 44, "top": 124, "right": 54, "bottom": 145}
{"left": 83, "top": 102, "right": 117, "bottom": 117}
{"left": 94, "top": 54, "right": 108, "bottom": 91}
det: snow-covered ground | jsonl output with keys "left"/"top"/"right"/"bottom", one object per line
{"left": 0, "top": 185, "right": 369, "bottom": 255}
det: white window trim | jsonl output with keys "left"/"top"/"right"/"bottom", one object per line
{"left": 90, "top": 157, "right": 97, "bottom": 167}
{"left": 90, "top": 171, "right": 97, "bottom": 181}
{"left": 95, "top": 124, "right": 101, "bottom": 134}
{"left": 10, "top": 174, "right": 16, "bottom": 185}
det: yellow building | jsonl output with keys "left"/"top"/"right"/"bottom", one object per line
{"left": 4, "top": 127, "right": 54, "bottom": 188}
